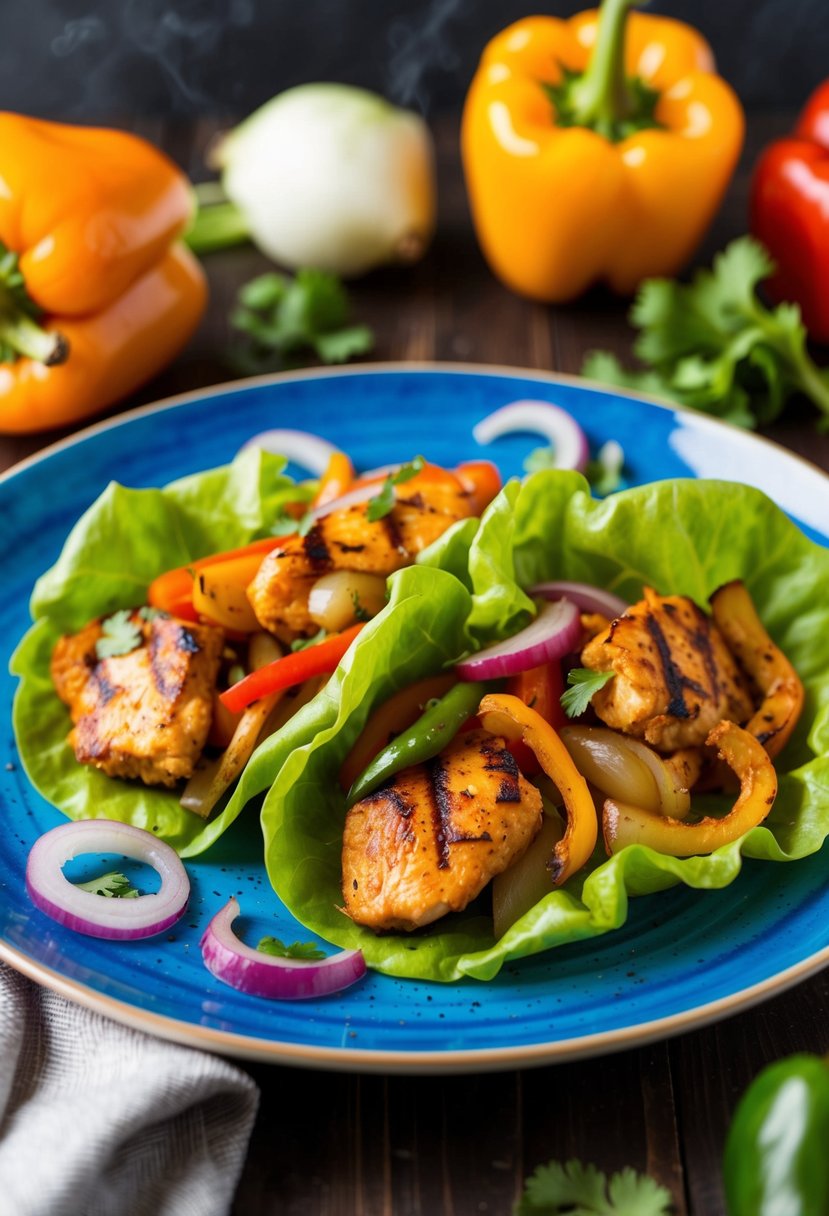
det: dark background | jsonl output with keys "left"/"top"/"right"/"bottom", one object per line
{"left": 3, "top": 0, "right": 827, "bottom": 123}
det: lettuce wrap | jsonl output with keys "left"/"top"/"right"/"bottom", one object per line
{"left": 247, "top": 471, "right": 829, "bottom": 981}
{"left": 11, "top": 446, "right": 313, "bottom": 856}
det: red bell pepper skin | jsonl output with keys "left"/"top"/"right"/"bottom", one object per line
{"left": 750, "top": 81, "right": 829, "bottom": 345}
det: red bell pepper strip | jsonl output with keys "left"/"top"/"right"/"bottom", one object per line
{"left": 220, "top": 624, "right": 365, "bottom": 713}
{"left": 751, "top": 80, "right": 829, "bottom": 344}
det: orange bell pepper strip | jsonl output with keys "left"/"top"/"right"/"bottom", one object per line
{"left": 478, "top": 693, "right": 597, "bottom": 885}
{"left": 461, "top": 0, "right": 744, "bottom": 303}
{"left": 220, "top": 624, "right": 365, "bottom": 713}
{"left": 0, "top": 113, "right": 206, "bottom": 432}
{"left": 455, "top": 460, "right": 502, "bottom": 516}
{"left": 148, "top": 537, "right": 283, "bottom": 617}
{"left": 313, "top": 451, "right": 356, "bottom": 509}
{"left": 505, "top": 663, "right": 566, "bottom": 774}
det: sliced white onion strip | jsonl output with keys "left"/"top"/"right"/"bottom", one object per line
{"left": 238, "top": 429, "right": 339, "bottom": 476}
{"left": 529, "top": 581, "right": 628, "bottom": 620}
{"left": 307, "top": 480, "right": 383, "bottom": 525}
{"left": 456, "top": 599, "right": 581, "bottom": 680}
{"left": 559, "top": 725, "right": 692, "bottom": 820}
{"left": 26, "top": 820, "right": 189, "bottom": 940}
{"left": 201, "top": 897, "right": 367, "bottom": 1000}
{"left": 473, "top": 400, "right": 590, "bottom": 472}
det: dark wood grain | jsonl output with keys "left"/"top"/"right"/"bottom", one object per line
{"left": 5, "top": 109, "right": 829, "bottom": 1216}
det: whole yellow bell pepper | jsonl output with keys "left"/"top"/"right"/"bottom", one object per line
{"left": 0, "top": 113, "right": 206, "bottom": 433}
{"left": 461, "top": 0, "right": 744, "bottom": 302}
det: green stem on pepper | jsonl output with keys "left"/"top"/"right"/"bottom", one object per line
{"left": 546, "top": 0, "right": 662, "bottom": 142}
{"left": 0, "top": 246, "right": 68, "bottom": 365}
{"left": 185, "top": 182, "right": 250, "bottom": 255}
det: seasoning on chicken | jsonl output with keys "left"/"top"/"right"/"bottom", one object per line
{"left": 248, "top": 476, "right": 475, "bottom": 643}
{"left": 51, "top": 611, "right": 224, "bottom": 787}
{"left": 580, "top": 587, "right": 754, "bottom": 752}
{"left": 342, "top": 729, "right": 543, "bottom": 932}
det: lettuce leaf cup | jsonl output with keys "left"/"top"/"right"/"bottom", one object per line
{"left": 11, "top": 458, "right": 829, "bottom": 983}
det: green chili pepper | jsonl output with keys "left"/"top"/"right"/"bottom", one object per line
{"left": 723, "top": 1053, "right": 829, "bottom": 1216}
{"left": 347, "top": 681, "right": 488, "bottom": 806}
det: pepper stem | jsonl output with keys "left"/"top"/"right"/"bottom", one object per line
{"left": 186, "top": 189, "right": 250, "bottom": 256}
{"left": 0, "top": 282, "right": 68, "bottom": 365}
{"left": 566, "top": 0, "right": 643, "bottom": 138}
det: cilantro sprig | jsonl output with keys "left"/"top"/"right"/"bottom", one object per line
{"left": 366, "top": 456, "right": 425, "bottom": 522}
{"left": 583, "top": 237, "right": 829, "bottom": 430}
{"left": 257, "top": 936, "right": 326, "bottom": 961}
{"left": 515, "top": 1158, "right": 672, "bottom": 1215}
{"left": 95, "top": 610, "right": 143, "bottom": 660}
{"left": 230, "top": 269, "right": 374, "bottom": 374}
{"left": 561, "top": 668, "right": 615, "bottom": 718}
{"left": 75, "top": 871, "right": 140, "bottom": 899}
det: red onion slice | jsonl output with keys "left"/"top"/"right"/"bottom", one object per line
{"left": 26, "top": 820, "right": 189, "bottom": 940}
{"left": 456, "top": 599, "right": 582, "bottom": 680}
{"left": 473, "top": 400, "right": 590, "bottom": 472}
{"left": 529, "top": 581, "right": 628, "bottom": 620}
{"left": 238, "top": 429, "right": 339, "bottom": 476}
{"left": 201, "top": 897, "right": 367, "bottom": 1000}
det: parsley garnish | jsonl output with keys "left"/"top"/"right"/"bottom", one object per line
{"left": 257, "top": 936, "right": 326, "bottom": 961}
{"left": 515, "top": 1159, "right": 672, "bottom": 1215}
{"left": 230, "top": 269, "right": 374, "bottom": 375}
{"left": 75, "top": 871, "right": 140, "bottom": 899}
{"left": 351, "top": 590, "right": 372, "bottom": 623}
{"left": 583, "top": 236, "right": 829, "bottom": 430}
{"left": 95, "top": 610, "right": 143, "bottom": 660}
{"left": 561, "top": 668, "right": 615, "bottom": 718}
{"left": 366, "top": 456, "right": 425, "bottom": 522}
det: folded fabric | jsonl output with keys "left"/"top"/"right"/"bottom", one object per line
{"left": 0, "top": 963, "right": 259, "bottom": 1216}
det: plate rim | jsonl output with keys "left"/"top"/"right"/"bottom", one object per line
{"left": 4, "top": 360, "right": 829, "bottom": 1072}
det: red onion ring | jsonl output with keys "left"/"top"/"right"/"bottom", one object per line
{"left": 200, "top": 897, "right": 367, "bottom": 1000}
{"left": 456, "top": 599, "right": 582, "bottom": 680}
{"left": 26, "top": 821, "right": 189, "bottom": 940}
{"left": 238, "top": 429, "right": 339, "bottom": 476}
{"left": 529, "top": 581, "right": 628, "bottom": 620}
{"left": 472, "top": 400, "right": 590, "bottom": 472}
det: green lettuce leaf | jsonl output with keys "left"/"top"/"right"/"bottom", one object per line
{"left": 260, "top": 472, "right": 829, "bottom": 981}
{"left": 11, "top": 447, "right": 302, "bottom": 855}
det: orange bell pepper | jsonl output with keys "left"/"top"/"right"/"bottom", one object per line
{"left": 0, "top": 113, "right": 206, "bottom": 432}
{"left": 461, "top": 0, "right": 744, "bottom": 303}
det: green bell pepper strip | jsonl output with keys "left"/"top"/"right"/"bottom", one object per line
{"left": 346, "top": 681, "right": 489, "bottom": 806}
{"left": 723, "top": 1053, "right": 829, "bottom": 1216}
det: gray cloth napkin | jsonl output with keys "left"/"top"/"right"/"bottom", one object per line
{"left": 0, "top": 963, "right": 259, "bottom": 1216}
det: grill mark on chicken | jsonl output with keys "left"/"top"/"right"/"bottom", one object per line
{"left": 90, "top": 666, "right": 120, "bottom": 706}
{"left": 149, "top": 624, "right": 200, "bottom": 701}
{"left": 302, "top": 525, "right": 332, "bottom": 570}
{"left": 381, "top": 511, "right": 406, "bottom": 554}
{"left": 334, "top": 542, "right": 366, "bottom": 553}
{"left": 427, "top": 752, "right": 494, "bottom": 869}
{"left": 496, "top": 777, "right": 521, "bottom": 803}
{"left": 480, "top": 738, "right": 520, "bottom": 776}
{"left": 643, "top": 612, "right": 707, "bottom": 718}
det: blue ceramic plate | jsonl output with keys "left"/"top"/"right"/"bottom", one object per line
{"left": 3, "top": 364, "right": 829, "bottom": 1074}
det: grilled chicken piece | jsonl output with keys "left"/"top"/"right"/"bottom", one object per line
{"left": 342, "top": 730, "right": 543, "bottom": 932}
{"left": 248, "top": 479, "right": 474, "bottom": 642}
{"left": 51, "top": 612, "right": 224, "bottom": 787}
{"left": 580, "top": 587, "right": 754, "bottom": 752}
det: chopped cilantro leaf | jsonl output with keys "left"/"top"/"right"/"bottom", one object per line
{"left": 229, "top": 268, "right": 374, "bottom": 375}
{"left": 366, "top": 456, "right": 425, "bottom": 522}
{"left": 561, "top": 668, "right": 615, "bottom": 718}
{"left": 351, "top": 590, "right": 372, "bottom": 623}
{"left": 515, "top": 1158, "right": 673, "bottom": 1215}
{"left": 257, "top": 936, "right": 326, "bottom": 961}
{"left": 95, "top": 610, "right": 142, "bottom": 660}
{"left": 75, "top": 871, "right": 140, "bottom": 899}
{"left": 583, "top": 236, "right": 829, "bottom": 430}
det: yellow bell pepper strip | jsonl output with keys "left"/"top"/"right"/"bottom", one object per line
{"left": 0, "top": 113, "right": 206, "bottom": 432}
{"left": 461, "top": 0, "right": 744, "bottom": 303}
{"left": 220, "top": 623, "right": 365, "bottom": 713}
{"left": 602, "top": 719, "right": 778, "bottom": 857}
{"left": 710, "top": 580, "right": 804, "bottom": 761}
{"left": 313, "top": 451, "right": 356, "bottom": 509}
{"left": 478, "top": 693, "right": 597, "bottom": 885}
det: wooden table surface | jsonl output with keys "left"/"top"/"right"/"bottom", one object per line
{"left": 6, "top": 111, "right": 829, "bottom": 1215}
